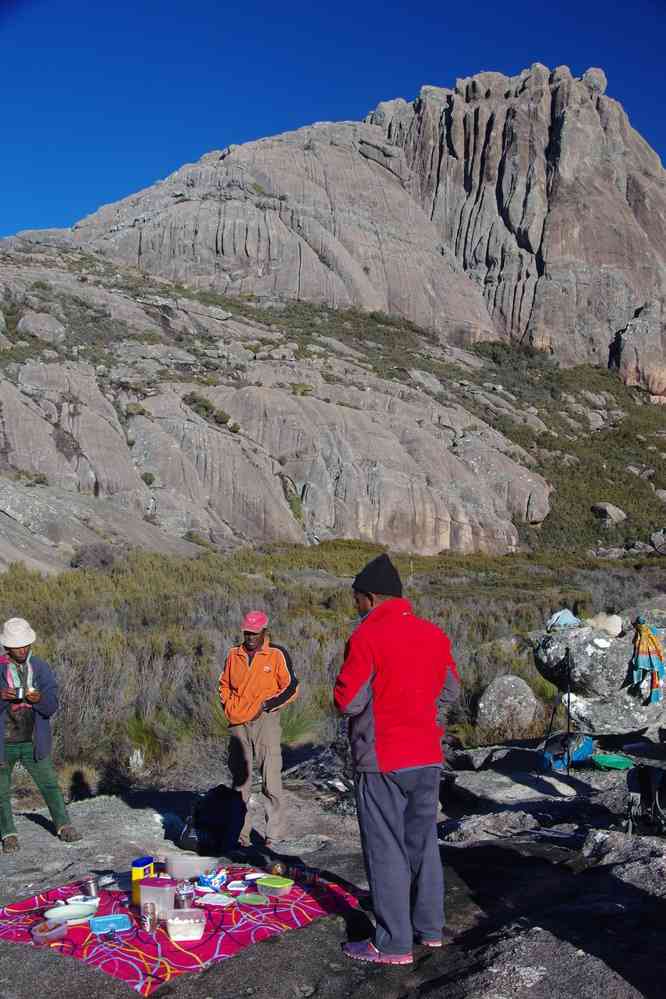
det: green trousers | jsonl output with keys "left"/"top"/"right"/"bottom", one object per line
{"left": 0, "top": 742, "right": 70, "bottom": 839}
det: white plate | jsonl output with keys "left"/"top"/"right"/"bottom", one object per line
{"left": 195, "top": 893, "right": 235, "bottom": 907}
{"left": 66, "top": 895, "right": 100, "bottom": 908}
{"left": 243, "top": 872, "right": 263, "bottom": 881}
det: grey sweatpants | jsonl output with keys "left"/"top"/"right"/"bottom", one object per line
{"left": 355, "top": 766, "right": 444, "bottom": 955}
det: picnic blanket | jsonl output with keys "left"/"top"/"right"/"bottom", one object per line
{"left": 0, "top": 867, "right": 359, "bottom": 996}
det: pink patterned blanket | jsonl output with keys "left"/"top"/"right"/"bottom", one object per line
{"left": 0, "top": 867, "right": 359, "bottom": 995}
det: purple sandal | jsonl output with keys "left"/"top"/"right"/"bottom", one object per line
{"left": 342, "top": 940, "right": 413, "bottom": 965}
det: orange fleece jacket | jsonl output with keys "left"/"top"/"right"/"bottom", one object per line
{"left": 219, "top": 639, "right": 299, "bottom": 725}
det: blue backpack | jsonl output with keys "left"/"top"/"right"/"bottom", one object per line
{"left": 538, "top": 732, "right": 595, "bottom": 772}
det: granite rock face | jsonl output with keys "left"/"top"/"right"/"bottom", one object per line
{"left": 0, "top": 241, "right": 553, "bottom": 568}
{"left": 368, "top": 64, "right": 666, "bottom": 386}
{"left": 20, "top": 63, "right": 666, "bottom": 397}
{"left": 29, "top": 122, "right": 495, "bottom": 345}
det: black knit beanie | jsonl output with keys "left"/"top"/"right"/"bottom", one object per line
{"left": 352, "top": 553, "right": 403, "bottom": 597}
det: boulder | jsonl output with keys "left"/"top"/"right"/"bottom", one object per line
{"left": 591, "top": 501, "right": 627, "bottom": 525}
{"left": 533, "top": 597, "right": 666, "bottom": 733}
{"left": 476, "top": 675, "right": 540, "bottom": 733}
{"left": 584, "top": 612, "right": 624, "bottom": 637}
{"left": 16, "top": 310, "right": 66, "bottom": 345}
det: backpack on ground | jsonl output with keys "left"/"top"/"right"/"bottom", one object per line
{"left": 178, "top": 784, "right": 246, "bottom": 854}
{"left": 626, "top": 764, "right": 666, "bottom": 835}
{"left": 537, "top": 731, "right": 595, "bottom": 772}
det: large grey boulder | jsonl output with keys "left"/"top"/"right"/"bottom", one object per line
{"left": 16, "top": 310, "right": 66, "bottom": 345}
{"left": 476, "top": 674, "right": 540, "bottom": 733}
{"left": 533, "top": 597, "right": 666, "bottom": 733}
{"left": 591, "top": 501, "right": 627, "bottom": 525}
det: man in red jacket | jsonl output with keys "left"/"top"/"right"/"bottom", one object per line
{"left": 334, "top": 554, "right": 460, "bottom": 965}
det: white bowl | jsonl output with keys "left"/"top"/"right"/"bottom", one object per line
{"left": 44, "top": 901, "right": 98, "bottom": 924}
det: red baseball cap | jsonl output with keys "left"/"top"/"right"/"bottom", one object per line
{"left": 241, "top": 610, "right": 269, "bottom": 633}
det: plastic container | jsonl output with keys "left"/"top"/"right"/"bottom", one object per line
{"left": 238, "top": 893, "right": 269, "bottom": 906}
{"left": 31, "top": 920, "right": 68, "bottom": 945}
{"left": 139, "top": 877, "right": 178, "bottom": 920}
{"left": 226, "top": 880, "right": 249, "bottom": 892}
{"left": 131, "top": 856, "right": 155, "bottom": 906}
{"left": 89, "top": 914, "right": 133, "bottom": 935}
{"left": 256, "top": 876, "right": 294, "bottom": 897}
{"left": 163, "top": 853, "right": 218, "bottom": 880}
{"left": 165, "top": 908, "right": 206, "bottom": 942}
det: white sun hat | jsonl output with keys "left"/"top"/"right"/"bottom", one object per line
{"left": 0, "top": 618, "right": 37, "bottom": 649}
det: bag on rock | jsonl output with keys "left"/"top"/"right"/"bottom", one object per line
{"left": 178, "top": 784, "right": 246, "bottom": 854}
{"left": 626, "top": 764, "right": 666, "bottom": 835}
{"left": 537, "top": 732, "right": 595, "bottom": 772}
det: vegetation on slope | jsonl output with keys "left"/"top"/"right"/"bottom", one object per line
{"left": 1, "top": 542, "right": 663, "bottom": 782}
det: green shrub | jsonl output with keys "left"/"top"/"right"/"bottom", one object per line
{"left": 141, "top": 472, "right": 155, "bottom": 486}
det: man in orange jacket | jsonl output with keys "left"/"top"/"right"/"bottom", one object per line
{"left": 219, "top": 611, "right": 299, "bottom": 848}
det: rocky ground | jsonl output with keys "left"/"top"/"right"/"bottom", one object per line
{"left": 2, "top": 740, "right": 666, "bottom": 999}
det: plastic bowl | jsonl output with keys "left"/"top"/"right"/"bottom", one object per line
{"left": 163, "top": 853, "right": 218, "bottom": 880}
{"left": 43, "top": 901, "right": 98, "bottom": 924}
{"left": 256, "top": 876, "right": 294, "bottom": 897}
{"left": 31, "top": 920, "right": 68, "bottom": 945}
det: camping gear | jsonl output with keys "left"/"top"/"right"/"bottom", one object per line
{"left": 631, "top": 618, "right": 665, "bottom": 703}
{"left": 591, "top": 752, "right": 634, "bottom": 771}
{"left": 546, "top": 609, "right": 581, "bottom": 631}
{"left": 131, "top": 857, "right": 155, "bottom": 906}
{"left": 538, "top": 732, "right": 595, "bottom": 772}
{"left": 178, "top": 784, "right": 246, "bottom": 854}
{"left": 138, "top": 878, "right": 178, "bottom": 920}
{"left": 82, "top": 876, "right": 99, "bottom": 898}
{"left": 256, "top": 875, "right": 294, "bottom": 897}
{"left": 627, "top": 764, "right": 666, "bottom": 835}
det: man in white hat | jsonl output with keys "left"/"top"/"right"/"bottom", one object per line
{"left": 0, "top": 617, "right": 80, "bottom": 852}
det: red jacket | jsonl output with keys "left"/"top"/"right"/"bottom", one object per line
{"left": 334, "top": 598, "right": 460, "bottom": 773}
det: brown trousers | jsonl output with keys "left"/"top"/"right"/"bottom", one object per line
{"left": 228, "top": 711, "right": 283, "bottom": 841}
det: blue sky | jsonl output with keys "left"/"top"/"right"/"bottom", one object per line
{"left": 1, "top": 0, "right": 664, "bottom": 237}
